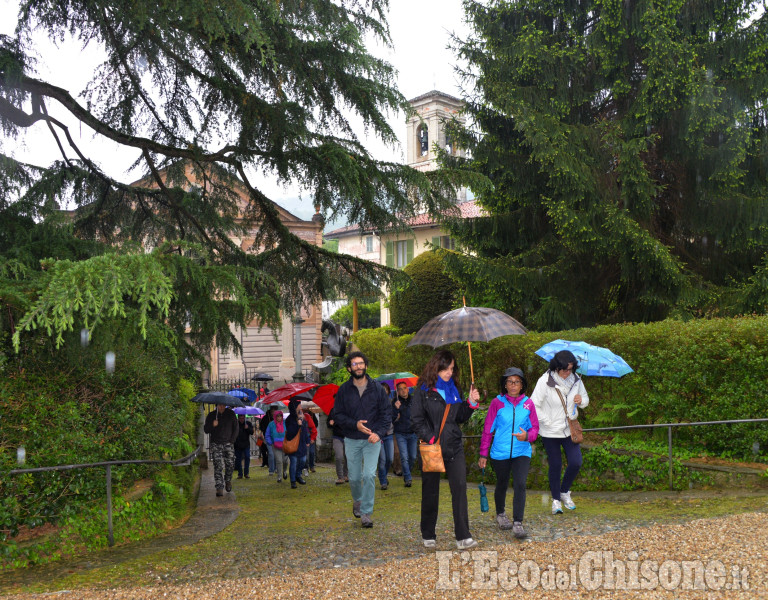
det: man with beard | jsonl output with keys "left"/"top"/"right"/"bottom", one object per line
{"left": 332, "top": 351, "right": 391, "bottom": 528}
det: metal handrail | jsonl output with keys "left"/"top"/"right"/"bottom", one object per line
{"left": 7, "top": 445, "right": 202, "bottom": 547}
{"left": 464, "top": 418, "right": 768, "bottom": 490}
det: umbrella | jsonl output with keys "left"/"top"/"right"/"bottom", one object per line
{"left": 258, "top": 382, "right": 318, "bottom": 405}
{"left": 535, "top": 340, "right": 634, "bottom": 378}
{"left": 305, "top": 384, "right": 339, "bottom": 415}
{"left": 233, "top": 406, "right": 265, "bottom": 416}
{"left": 228, "top": 387, "right": 257, "bottom": 403}
{"left": 251, "top": 372, "right": 274, "bottom": 382}
{"left": 375, "top": 372, "right": 418, "bottom": 392}
{"left": 408, "top": 301, "right": 527, "bottom": 383}
{"left": 190, "top": 391, "right": 246, "bottom": 407}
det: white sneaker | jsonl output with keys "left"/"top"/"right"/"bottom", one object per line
{"left": 560, "top": 491, "right": 576, "bottom": 510}
{"left": 422, "top": 538, "right": 436, "bottom": 548}
{"left": 552, "top": 499, "right": 563, "bottom": 514}
{"left": 456, "top": 538, "right": 478, "bottom": 550}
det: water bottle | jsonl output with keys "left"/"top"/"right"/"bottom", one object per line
{"left": 479, "top": 468, "right": 489, "bottom": 513}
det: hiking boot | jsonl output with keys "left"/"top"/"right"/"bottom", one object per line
{"left": 310, "top": 468, "right": 316, "bottom": 473}
{"left": 512, "top": 521, "right": 527, "bottom": 539}
{"left": 496, "top": 512, "right": 513, "bottom": 530}
{"left": 291, "top": 482, "right": 297, "bottom": 489}
{"left": 215, "top": 487, "right": 223, "bottom": 497}
{"left": 335, "top": 479, "right": 345, "bottom": 485}
{"left": 225, "top": 481, "right": 232, "bottom": 492}
{"left": 380, "top": 483, "right": 388, "bottom": 490}
{"left": 404, "top": 480, "right": 412, "bottom": 488}
{"left": 237, "top": 474, "right": 243, "bottom": 479}
{"left": 352, "top": 501, "right": 361, "bottom": 518}
{"left": 456, "top": 538, "right": 478, "bottom": 550}
{"left": 560, "top": 491, "right": 576, "bottom": 510}
{"left": 244, "top": 474, "right": 249, "bottom": 479}
{"left": 297, "top": 477, "right": 306, "bottom": 485}
{"left": 361, "top": 514, "right": 373, "bottom": 528}
{"left": 422, "top": 538, "right": 436, "bottom": 548}
{"left": 552, "top": 499, "right": 563, "bottom": 515}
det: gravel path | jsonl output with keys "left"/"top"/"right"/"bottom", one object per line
{"left": 2, "top": 465, "right": 766, "bottom": 599}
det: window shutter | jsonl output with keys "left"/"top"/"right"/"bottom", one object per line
{"left": 386, "top": 241, "right": 394, "bottom": 267}
{"left": 406, "top": 239, "right": 414, "bottom": 265}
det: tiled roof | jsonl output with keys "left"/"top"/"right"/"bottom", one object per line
{"left": 323, "top": 200, "right": 483, "bottom": 238}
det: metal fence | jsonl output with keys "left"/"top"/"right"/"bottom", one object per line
{"left": 465, "top": 417, "right": 768, "bottom": 490}
{"left": 8, "top": 446, "right": 202, "bottom": 547}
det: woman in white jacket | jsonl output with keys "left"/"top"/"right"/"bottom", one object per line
{"left": 530, "top": 350, "right": 589, "bottom": 515}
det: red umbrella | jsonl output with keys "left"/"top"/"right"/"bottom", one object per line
{"left": 310, "top": 384, "right": 339, "bottom": 415}
{"left": 258, "top": 382, "right": 318, "bottom": 405}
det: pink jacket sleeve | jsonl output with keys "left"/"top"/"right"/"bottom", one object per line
{"left": 479, "top": 398, "right": 503, "bottom": 457}
{"left": 524, "top": 399, "right": 540, "bottom": 443}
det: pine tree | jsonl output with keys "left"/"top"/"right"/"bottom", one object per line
{"left": 441, "top": 0, "right": 768, "bottom": 330}
{"left": 0, "top": 0, "right": 461, "bottom": 357}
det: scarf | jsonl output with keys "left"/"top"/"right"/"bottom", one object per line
{"left": 550, "top": 370, "right": 576, "bottom": 389}
{"left": 435, "top": 377, "right": 462, "bottom": 404}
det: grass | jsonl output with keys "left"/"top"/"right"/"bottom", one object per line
{"left": 3, "top": 465, "right": 768, "bottom": 595}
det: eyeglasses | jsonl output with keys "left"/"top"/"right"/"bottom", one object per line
{"left": 350, "top": 361, "right": 366, "bottom": 367}
{"left": 506, "top": 379, "right": 523, "bottom": 386}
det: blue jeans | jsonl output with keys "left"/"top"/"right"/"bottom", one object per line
{"left": 540, "top": 436, "right": 583, "bottom": 498}
{"left": 235, "top": 446, "right": 250, "bottom": 477}
{"left": 377, "top": 434, "right": 394, "bottom": 485}
{"left": 344, "top": 438, "right": 381, "bottom": 515}
{"left": 289, "top": 454, "right": 306, "bottom": 483}
{"left": 395, "top": 432, "right": 417, "bottom": 483}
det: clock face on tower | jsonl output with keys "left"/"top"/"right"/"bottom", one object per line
{"left": 417, "top": 124, "right": 429, "bottom": 156}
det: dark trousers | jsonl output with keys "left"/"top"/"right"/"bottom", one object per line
{"left": 420, "top": 449, "right": 471, "bottom": 541}
{"left": 235, "top": 446, "right": 250, "bottom": 477}
{"left": 540, "top": 436, "right": 583, "bottom": 498}
{"left": 490, "top": 456, "right": 531, "bottom": 522}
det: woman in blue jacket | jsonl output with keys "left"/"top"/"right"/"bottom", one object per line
{"left": 478, "top": 367, "right": 539, "bottom": 539}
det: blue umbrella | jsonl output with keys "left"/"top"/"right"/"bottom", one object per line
{"left": 228, "top": 388, "right": 258, "bottom": 403}
{"left": 535, "top": 340, "right": 633, "bottom": 378}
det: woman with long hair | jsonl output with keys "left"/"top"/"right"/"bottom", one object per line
{"left": 411, "top": 349, "right": 480, "bottom": 550}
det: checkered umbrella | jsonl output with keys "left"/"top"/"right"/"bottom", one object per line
{"left": 408, "top": 305, "right": 527, "bottom": 384}
{"left": 407, "top": 307, "right": 527, "bottom": 348}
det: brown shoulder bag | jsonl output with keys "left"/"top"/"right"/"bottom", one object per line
{"left": 418, "top": 406, "right": 450, "bottom": 472}
{"left": 555, "top": 388, "right": 583, "bottom": 444}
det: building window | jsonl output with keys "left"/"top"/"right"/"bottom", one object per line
{"left": 366, "top": 236, "right": 373, "bottom": 253}
{"left": 386, "top": 239, "right": 414, "bottom": 268}
{"left": 417, "top": 123, "right": 429, "bottom": 156}
{"left": 432, "top": 235, "right": 455, "bottom": 250}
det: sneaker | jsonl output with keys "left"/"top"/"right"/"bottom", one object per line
{"left": 335, "top": 479, "right": 345, "bottom": 485}
{"left": 244, "top": 474, "right": 249, "bottom": 479}
{"left": 560, "top": 491, "right": 576, "bottom": 510}
{"left": 216, "top": 487, "right": 223, "bottom": 497}
{"left": 380, "top": 483, "right": 388, "bottom": 490}
{"left": 236, "top": 474, "right": 243, "bottom": 479}
{"left": 225, "top": 481, "right": 232, "bottom": 492}
{"left": 277, "top": 477, "right": 282, "bottom": 483}
{"left": 456, "top": 538, "right": 478, "bottom": 550}
{"left": 361, "top": 514, "right": 373, "bottom": 528}
{"left": 297, "top": 477, "right": 306, "bottom": 485}
{"left": 352, "top": 501, "right": 361, "bottom": 518}
{"left": 404, "top": 480, "right": 412, "bottom": 488}
{"left": 552, "top": 499, "right": 563, "bottom": 515}
{"left": 310, "top": 468, "right": 316, "bottom": 473}
{"left": 291, "top": 482, "right": 297, "bottom": 489}
{"left": 496, "top": 512, "right": 513, "bottom": 530}
{"left": 512, "top": 521, "right": 527, "bottom": 539}
{"left": 344, "top": 477, "right": 349, "bottom": 482}
{"left": 283, "top": 471, "right": 288, "bottom": 480}
{"left": 269, "top": 472, "right": 274, "bottom": 476}
{"left": 422, "top": 538, "right": 436, "bottom": 548}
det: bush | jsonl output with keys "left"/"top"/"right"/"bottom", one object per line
{"left": 389, "top": 251, "right": 459, "bottom": 334}
{"left": 330, "top": 301, "right": 381, "bottom": 329}
{"left": 352, "top": 316, "right": 768, "bottom": 461}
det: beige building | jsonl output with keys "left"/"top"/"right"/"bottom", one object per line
{"left": 324, "top": 90, "right": 481, "bottom": 325}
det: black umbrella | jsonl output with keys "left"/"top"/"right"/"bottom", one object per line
{"left": 251, "top": 372, "right": 274, "bottom": 382}
{"left": 190, "top": 391, "right": 246, "bottom": 407}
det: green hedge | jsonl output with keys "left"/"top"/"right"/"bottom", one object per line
{"left": 351, "top": 316, "right": 768, "bottom": 460}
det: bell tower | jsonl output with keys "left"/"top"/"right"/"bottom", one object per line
{"left": 406, "top": 90, "right": 466, "bottom": 202}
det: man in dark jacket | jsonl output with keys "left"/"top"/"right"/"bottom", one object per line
{"left": 393, "top": 381, "right": 417, "bottom": 488}
{"left": 333, "top": 351, "right": 391, "bottom": 528}
{"left": 204, "top": 404, "right": 239, "bottom": 496}
{"left": 234, "top": 414, "right": 254, "bottom": 479}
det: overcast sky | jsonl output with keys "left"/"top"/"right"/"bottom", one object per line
{"left": 0, "top": 0, "right": 471, "bottom": 221}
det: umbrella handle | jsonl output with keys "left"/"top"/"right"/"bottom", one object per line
{"left": 467, "top": 341, "right": 475, "bottom": 384}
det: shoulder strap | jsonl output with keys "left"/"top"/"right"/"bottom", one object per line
{"left": 436, "top": 405, "right": 450, "bottom": 442}
{"left": 555, "top": 387, "right": 569, "bottom": 418}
